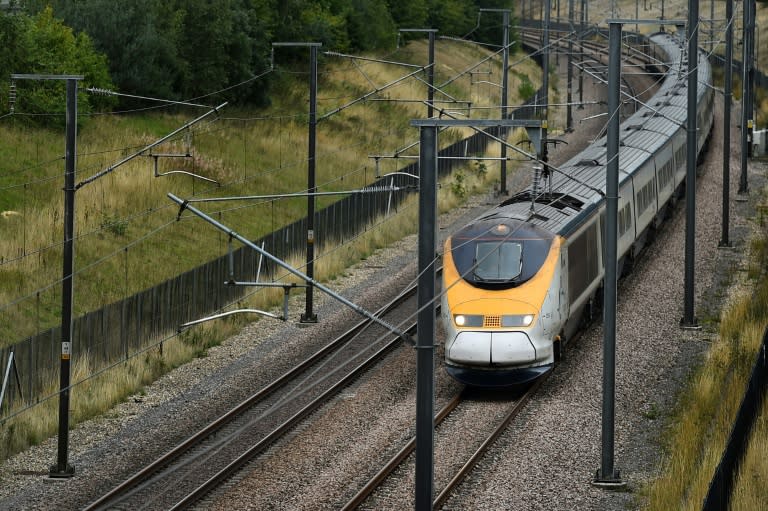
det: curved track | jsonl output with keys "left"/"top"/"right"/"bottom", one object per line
{"left": 83, "top": 28, "right": 664, "bottom": 511}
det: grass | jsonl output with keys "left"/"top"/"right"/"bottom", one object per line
{"left": 640, "top": 190, "right": 768, "bottom": 510}
{"left": 0, "top": 39, "right": 543, "bottom": 345}
{"left": 0, "top": 319, "right": 236, "bottom": 461}
{"left": 731, "top": 395, "right": 768, "bottom": 511}
{"left": 0, "top": 39, "right": 545, "bottom": 463}
{"left": 0, "top": 147, "right": 507, "bottom": 463}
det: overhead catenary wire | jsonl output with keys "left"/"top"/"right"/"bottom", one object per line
{"left": 1, "top": 24, "right": 696, "bottom": 432}
{"left": 85, "top": 88, "right": 215, "bottom": 109}
{"left": 0, "top": 18, "right": 648, "bottom": 316}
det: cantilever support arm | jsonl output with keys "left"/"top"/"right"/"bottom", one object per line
{"left": 168, "top": 193, "right": 415, "bottom": 346}
{"left": 76, "top": 102, "right": 227, "bottom": 189}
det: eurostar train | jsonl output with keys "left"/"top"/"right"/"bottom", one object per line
{"left": 441, "top": 31, "right": 714, "bottom": 386}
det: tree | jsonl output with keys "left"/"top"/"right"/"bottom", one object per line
{"left": 472, "top": 0, "right": 518, "bottom": 48}
{"left": 14, "top": 0, "right": 488, "bottom": 109}
{"left": 274, "top": 0, "right": 350, "bottom": 51}
{"left": 34, "top": 0, "right": 275, "bottom": 107}
{"left": 39, "top": 0, "right": 184, "bottom": 103}
{"left": 427, "top": 0, "right": 478, "bottom": 37}
{"left": 346, "top": 0, "right": 397, "bottom": 51}
{"left": 387, "top": 0, "right": 429, "bottom": 29}
{"left": 1, "top": 7, "right": 115, "bottom": 125}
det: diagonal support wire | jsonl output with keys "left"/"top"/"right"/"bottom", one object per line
{"left": 167, "top": 193, "right": 415, "bottom": 346}
{"left": 1, "top": 351, "right": 23, "bottom": 412}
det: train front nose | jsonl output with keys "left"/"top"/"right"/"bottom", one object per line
{"left": 448, "top": 330, "right": 537, "bottom": 365}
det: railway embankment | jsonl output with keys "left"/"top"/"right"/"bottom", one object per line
{"left": 0, "top": 38, "right": 765, "bottom": 511}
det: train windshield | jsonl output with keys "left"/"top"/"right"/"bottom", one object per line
{"left": 451, "top": 218, "right": 554, "bottom": 289}
{"left": 474, "top": 242, "right": 522, "bottom": 282}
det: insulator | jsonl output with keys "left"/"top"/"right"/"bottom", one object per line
{"left": 88, "top": 87, "right": 113, "bottom": 96}
{"left": 531, "top": 165, "right": 542, "bottom": 213}
{"left": 8, "top": 81, "right": 16, "bottom": 114}
{"left": 541, "top": 163, "right": 551, "bottom": 200}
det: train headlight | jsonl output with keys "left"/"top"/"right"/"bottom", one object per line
{"left": 502, "top": 314, "right": 535, "bottom": 327}
{"left": 454, "top": 314, "right": 483, "bottom": 327}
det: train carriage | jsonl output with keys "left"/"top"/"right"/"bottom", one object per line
{"left": 441, "top": 31, "right": 715, "bottom": 386}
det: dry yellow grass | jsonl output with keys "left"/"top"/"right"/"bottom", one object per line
{"left": 0, "top": 150, "right": 505, "bottom": 462}
{"left": 641, "top": 205, "right": 768, "bottom": 510}
{"left": 0, "top": 38, "right": 545, "bottom": 461}
{"left": 730, "top": 394, "right": 768, "bottom": 511}
{"left": 0, "top": 318, "right": 238, "bottom": 461}
{"left": 0, "top": 39, "right": 542, "bottom": 345}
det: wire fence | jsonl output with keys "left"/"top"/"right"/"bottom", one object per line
{"left": 0, "top": 110, "right": 515, "bottom": 415}
{"left": 702, "top": 326, "right": 768, "bottom": 511}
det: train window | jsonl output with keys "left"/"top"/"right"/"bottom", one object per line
{"left": 567, "top": 222, "right": 599, "bottom": 305}
{"left": 675, "top": 146, "right": 686, "bottom": 169}
{"left": 636, "top": 178, "right": 657, "bottom": 215}
{"left": 474, "top": 242, "right": 523, "bottom": 282}
{"left": 618, "top": 203, "right": 632, "bottom": 236}
{"left": 451, "top": 219, "right": 554, "bottom": 289}
{"left": 659, "top": 160, "right": 673, "bottom": 188}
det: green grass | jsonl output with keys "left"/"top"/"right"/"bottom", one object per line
{"left": 0, "top": 39, "right": 545, "bottom": 462}
{"left": 0, "top": 40, "right": 543, "bottom": 345}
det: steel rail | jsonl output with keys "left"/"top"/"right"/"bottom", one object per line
{"left": 83, "top": 280, "right": 421, "bottom": 511}
{"left": 169, "top": 322, "right": 416, "bottom": 510}
{"left": 339, "top": 392, "right": 464, "bottom": 511}
{"left": 432, "top": 371, "right": 552, "bottom": 509}
{"left": 338, "top": 29, "right": 650, "bottom": 509}
{"left": 338, "top": 371, "right": 550, "bottom": 511}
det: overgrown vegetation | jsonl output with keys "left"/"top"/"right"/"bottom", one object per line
{"left": 731, "top": 395, "right": 768, "bottom": 510}
{"left": 0, "top": 319, "right": 237, "bottom": 461}
{"left": 0, "top": 149, "right": 505, "bottom": 463}
{"left": 0, "top": 38, "right": 541, "bottom": 346}
{"left": 512, "top": 69, "right": 536, "bottom": 101}
{"left": 0, "top": 7, "right": 115, "bottom": 123}
{"left": 641, "top": 190, "right": 768, "bottom": 510}
{"left": 4, "top": 0, "right": 519, "bottom": 115}
{"left": 0, "top": 30, "right": 543, "bottom": 462}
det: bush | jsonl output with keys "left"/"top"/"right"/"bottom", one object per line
{"left": 0, "top": 7, "right": 115, "bottom": 127}
{"left": 518, "top": 75, "right": 536, "bottom": 101}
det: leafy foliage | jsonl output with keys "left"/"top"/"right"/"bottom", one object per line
{"left": 12, "top": 0, "right": 518, "bottom": 109}
{"left": 426, "top": 0, "right": 478, "bottom": 37}
{"left": 0, "top": 7, "right": 115, "bottom": 126}
{"left": 513, "top": 69, "right": 536, "bottom": 100}
{"left": 345, "top": 0, "right": 397, "bottom": 51}
{"left": 388, "top": 0, "right": 429, "bottom": 28}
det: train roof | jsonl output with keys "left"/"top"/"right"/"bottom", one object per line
{"left": 478, "top": 31, "right": 712, "bottom": 237}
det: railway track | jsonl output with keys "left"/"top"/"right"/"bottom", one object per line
{"left": 83, "top": 278, "right": 425, "bottom": 510}
{"left": 520, "top": 24, "right": 665, "bottom": 109}
{"left": 340, "top": 372, "right": 551, "bottom": 510}
{"left": 328, "top": 30, "right": 665, "bottom": 509}
{"left": 84, "top": 28, "right": 661, "bottom": 511}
